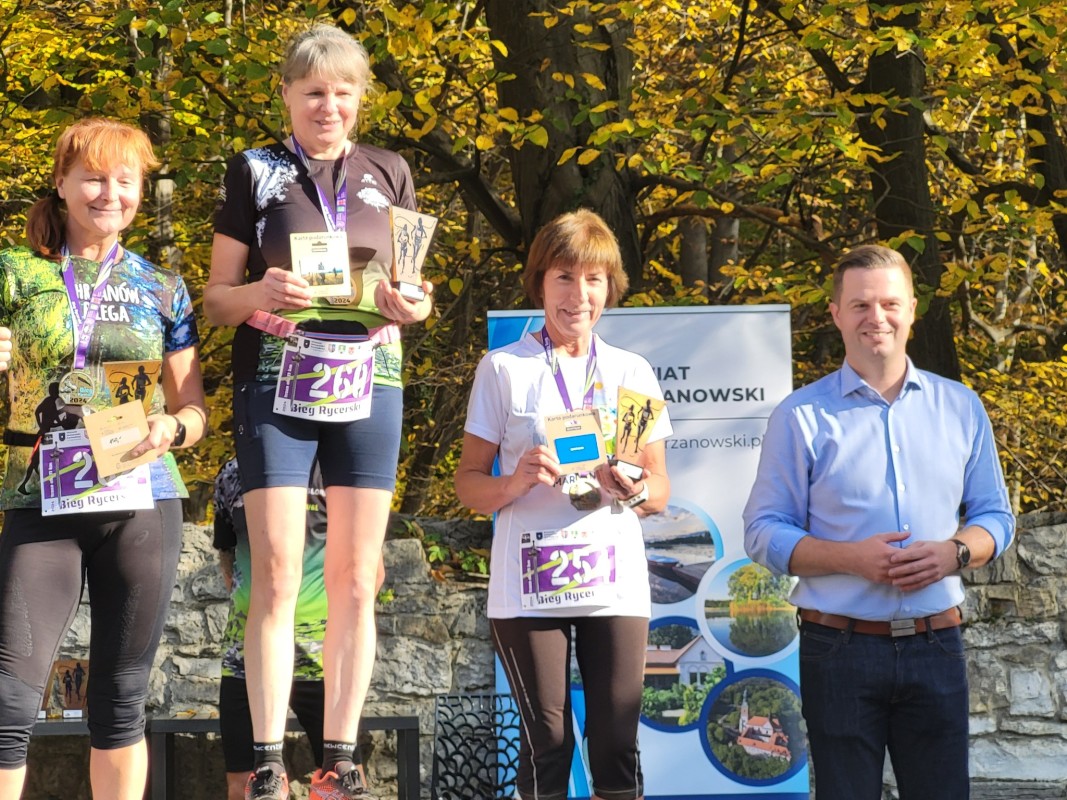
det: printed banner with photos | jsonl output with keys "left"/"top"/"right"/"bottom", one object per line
{"left": 488, "top": 306, "right": 803, "bottom": 800}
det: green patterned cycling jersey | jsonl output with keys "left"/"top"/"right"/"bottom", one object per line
{"left": 0, "top": 246, "right": 199, "bottom": 510}
{"left": 213, "top": 458, "right": 327, "bottom": 680}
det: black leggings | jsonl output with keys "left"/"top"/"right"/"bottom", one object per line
{"left": 0, "top": 501, "right": 182, "bottom": 766}
{"left": 491, "top": 616, "right": 648, "bottom": 800}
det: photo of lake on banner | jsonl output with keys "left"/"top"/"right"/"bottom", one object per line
{"left": 701, "top": 561, "right": 797, "bottom": 659}
{"left": 642, "top": 503, "right": 718, "bottom": 605}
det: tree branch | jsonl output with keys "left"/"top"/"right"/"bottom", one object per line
{"left": 923, "top": 114, "right": 982, "bottom": 176}
{"left": 640, "top": 202, "right": 834, "bottom": 261}
{"left": 369, "top": 53, "right": 523, "bottom": 247}
{"left": 755, "top": 0, "right": 854, "bottom": 94}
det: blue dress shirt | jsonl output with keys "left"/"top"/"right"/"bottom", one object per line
{"left": 743, "top": 359, "right": 1014, "bottom": 620}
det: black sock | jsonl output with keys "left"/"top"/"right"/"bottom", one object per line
{"left": 322, "top": 740, "right": 356, "bottom": 773}
{"left": 252, "top": 740, "right": 285, "bottom": 770}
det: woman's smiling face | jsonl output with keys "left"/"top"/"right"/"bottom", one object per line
{"left": 56, "top": 158, "right": 142, "bottom": 246}
{"left": 541, "top": 263, "right": 608, "bottom": 349}
{"left": 282, "top": 73, "right": 361, "bottom": 159}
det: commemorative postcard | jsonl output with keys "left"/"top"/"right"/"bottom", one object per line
{"left": 545, "top": 409, "right": 606, "bottom": 475}
{"left": 290, "top": 231, "right": 352, "bottom": 298}
{"left": 82, "top": 402, "right": 155, "bottom": 479}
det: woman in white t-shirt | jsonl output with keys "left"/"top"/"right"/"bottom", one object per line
{"left": 456, "top": 209, "right": 671, "bottom": 800}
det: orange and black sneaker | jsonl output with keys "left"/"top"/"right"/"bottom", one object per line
{"left": 310, "top": 765, "right": 375, "bottom": 799}
{"left": 245, "top": 764, "right": 289, "bottom": 800}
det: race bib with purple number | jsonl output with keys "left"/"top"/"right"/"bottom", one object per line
{"left": 519, "top": 527, "right": 617, "bottom": 611}
{"left": 273, "top": 331, "right": 374, "bottom": 422}
{"left": 39, "top": 429, "right": 153, "bottom": 516}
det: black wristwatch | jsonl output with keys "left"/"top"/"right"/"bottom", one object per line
{"left": 952, "top": 539, "right": 970, "bottom": 570}
{"left": 170, "top": 415, "right": 187, "bottom": 448}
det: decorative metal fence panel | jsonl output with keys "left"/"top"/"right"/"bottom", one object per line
{"left": 432, "top": 693, "right": 520, "bottom": 800}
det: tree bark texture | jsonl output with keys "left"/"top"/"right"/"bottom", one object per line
{"left": 859, "top": 4, "right": 959, "bottom": 379}
{"left": 484, "top": 1, "right": 643, "bottom": 285}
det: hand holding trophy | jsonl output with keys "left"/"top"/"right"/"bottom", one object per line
{"left": 612, "top": 387, "right": 666, "bottom": 480}
{"left": 389, "top": 206, "right": 439, "bottom": 301}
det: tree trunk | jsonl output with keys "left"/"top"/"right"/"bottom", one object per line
{"left": 678, "top": 216, "right": 709, "bottom": 290}
{"left": 1023, "top": 87, "right": 1067, "bottom": 256}
{"left": 710, "top": 216, "right": 739, "bottom": 286}
{"left": 129, "top": 21, "right": 178, "bottom": 271}
{"left": 859, "top": 3, "right": 959, "bottom": 379}
{"left": 483, "top": 1, "right": 643, "bottom": 285}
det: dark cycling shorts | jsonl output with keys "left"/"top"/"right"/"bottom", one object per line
{"left": 233, "top": 381, "right": 402, "bottom": 492}
{"left": 0, "top": 501, "right": 182, "bottom": 765}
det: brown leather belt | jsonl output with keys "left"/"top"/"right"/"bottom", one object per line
{"left": 799, "top": 607, "right": 962, "bottom": 638}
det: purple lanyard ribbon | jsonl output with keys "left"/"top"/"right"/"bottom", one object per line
{"left": 61, "top": 242, "right": 121, "bottom": 370}
{"left": 291, "top": 137, "right": 348, "bottom": 233}
{"left": 541, "top": 326, "right": 597, "bottom": 412}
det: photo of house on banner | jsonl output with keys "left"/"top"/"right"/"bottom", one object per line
{"left": 641, "top": 620, "right": 724, "bottom": 729}
{"left": 703, "top": 675, "right": 806, "bottom": 783}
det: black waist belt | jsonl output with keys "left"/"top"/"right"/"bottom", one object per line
{"left": 4, "top": 430, "right": 39, "bottom": 447}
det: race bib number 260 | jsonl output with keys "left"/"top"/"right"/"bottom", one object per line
{"left": 273, "top": 332, "right": 374, "bottom": 423}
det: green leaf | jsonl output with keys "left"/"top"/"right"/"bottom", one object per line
{"left": 526, "top": 125, "right": 549, "bottom": 147}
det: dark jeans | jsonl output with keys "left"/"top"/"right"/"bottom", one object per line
{"left": 799, "top": 621, "right": 969, "bottom": 800}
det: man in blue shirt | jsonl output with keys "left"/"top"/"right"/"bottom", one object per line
{"left": 744, "top": 245, "right": 1014, "bottom": 799}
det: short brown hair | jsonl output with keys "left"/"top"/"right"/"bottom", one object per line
{"left": 523, "top": 209, "right": 629, "bottom": 308}
{"left": 26, "top": 118, "right": 159, "bottom": 258}
{"left": 832, "top": 244, "right": 913, "bottom": 302}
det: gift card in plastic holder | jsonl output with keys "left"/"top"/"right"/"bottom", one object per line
{"left": 545, "top": 409, "right": 605, "bottom": 475}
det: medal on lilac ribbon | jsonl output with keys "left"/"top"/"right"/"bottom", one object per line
{"left": 291, "top": 136, "right": 348, "bottom": 233}
{"left": 541, "top": 326, "right": 603, "bottom": 509}
{"left": 58, "top": 242, "right": 121, "bottom": 405}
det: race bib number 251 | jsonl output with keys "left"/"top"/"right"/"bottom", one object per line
{"left": 519, "top": 527, "right": 616, "bottom": 611}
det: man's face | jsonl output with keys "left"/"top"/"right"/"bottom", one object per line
{"left": 829, "top": 265, "right": 916, "bottom": 373}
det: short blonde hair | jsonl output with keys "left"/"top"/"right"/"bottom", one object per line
{"left": 523, "top": 209, "right": 629, "bottom": 308}
{"left": 281, "top": 24, "right": 371, "bottom": 98}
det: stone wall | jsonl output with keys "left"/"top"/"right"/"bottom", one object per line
{"left": 23, "top": 513, "right": 1067, "bottom": 798}
{"left": 25, "top": 518, "right": 496, "bottom": 800}
{"left": 959, "top": 511, "right": 1067, "bottom": 799}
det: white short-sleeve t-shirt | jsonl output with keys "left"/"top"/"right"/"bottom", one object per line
{"left": 465, "top": 332, "right": 672, "bottom": 619}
